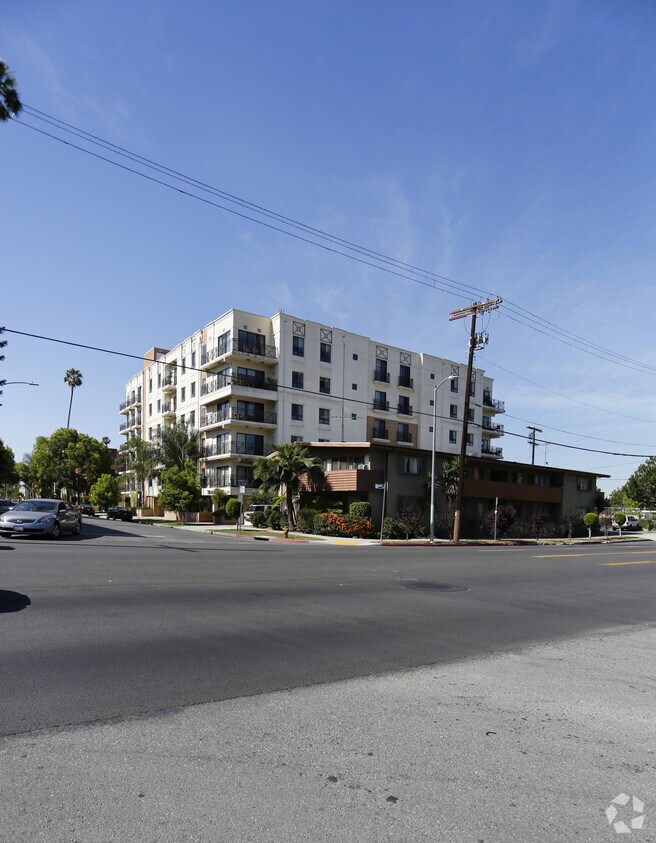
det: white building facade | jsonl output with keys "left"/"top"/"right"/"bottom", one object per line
{"left": 119, "top": 309, "right": 505, "bottom": 499}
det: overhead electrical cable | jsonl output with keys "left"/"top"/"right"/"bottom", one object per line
{"left": 15, "top": 106, "right": 656, "bottom": 378}
{"left": 4, "top": 327, "right": 654, "bottom": 460}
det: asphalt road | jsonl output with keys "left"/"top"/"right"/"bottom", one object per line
{"left": 1, "top": 519, "right": 655, "bottom": 737}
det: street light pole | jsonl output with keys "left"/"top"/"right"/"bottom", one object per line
{"left": 2, "top": 381, "right": 39, "bottom": 386}
{"left": 430, "top": 375, "right": 457, "bottom": 544}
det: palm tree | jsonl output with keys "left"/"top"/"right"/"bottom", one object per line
{"left": 0, "top": 59, "right": 22, "bottom": 122}
{"left": 64, "top": 368, "right": 83, "bottom": 428}
{"left": 254, "top": 442, "right": 324, "bottom": 529}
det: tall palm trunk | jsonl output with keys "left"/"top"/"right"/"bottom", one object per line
{"left": 66, "top": 386, "right": 75, "bottom": 428}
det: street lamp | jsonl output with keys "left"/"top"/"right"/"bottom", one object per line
{"left": 2, "top": 381, "right": 39, "bottom": 386}
{"left": 429, "top": 375, "right": 457, "bottom": 544}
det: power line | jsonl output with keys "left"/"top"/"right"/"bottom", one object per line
{"left": 15, "top": 106, "right": 656, "bottom": 379}
{"left": 4, "top": 326, "right": 654, "bottom": 460}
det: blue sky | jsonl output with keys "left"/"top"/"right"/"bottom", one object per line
{"left": 2, "top": 0, "right": 655, "bottom": 494}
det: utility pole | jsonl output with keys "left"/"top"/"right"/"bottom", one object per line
{"left": 449, "top": 298, "right": 502, "bottom": 543}
{"left": 527, "top": 426, "right": 543, "bottom": 465}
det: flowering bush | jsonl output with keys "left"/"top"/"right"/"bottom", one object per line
{"left": 313, "top": 512, "right": 375, "bottom": 538}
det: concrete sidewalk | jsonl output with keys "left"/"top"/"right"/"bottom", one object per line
{"left": 2, "top": 624, "right": 654, "bottom": 842}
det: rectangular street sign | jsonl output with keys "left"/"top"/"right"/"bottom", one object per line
{"left": 375, "top": 483, "right": 386, "bottom": 490}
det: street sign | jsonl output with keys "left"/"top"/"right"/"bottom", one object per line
{"left": 375, "top": 483, "right": 386, "bottom": 490}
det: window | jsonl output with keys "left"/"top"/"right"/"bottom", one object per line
{"left": 320, "top": 342, "right": 332, "bottom": 363}
{"left": 451, "top": 378, "right": 459, "bottom": 393}
{"left": 470, "top": 380, "right": 475, "bottom": 397}
{"left": 292, "top": 371, "right": 304, "bottom": 389}
{"left": 430, "top": 373, "right": 435, "bottom": 380}
{"left": 180, "top": 414, "right": 185, "bottom": 423}
{"left": 319, "top": 377, "right": 331, "bottom": 394}
{"left": 450, "top": 404, "right": 458, "bottom": 419}
{"left": 468, "top": 408, "right": 475, "bottom": 422}
{"left": 372, "top": 418, "right": 387, "bottom": 439}
{"left": 157, "top": 373, "right": 162, "bottom": 388}
{"left": 291, "top": 404, "right": 303, "bottom": 421}
{"left": 397, "top": 423, "right": 411, "bottom": 443}
{"left": 181, "top": 386, "right": 186, "bottom": 403}
{"left": 319, "top": 408, "right": 330, "bottom": 425}
{"left": 374, "top": 390, "right": 387, "bottom": 411}
{"left": 148, "top": 428, "right": 153, "bottom": 440}
{"left": 191, "top": 381, "right": 196, "bottom": 398}
{"left": 449, "top": 430, "right": 457, "bottom": 444}
{"left": 236, "top": 432, "right": 264, "bottom": 455}
{"left": 236, "top": 367, "right": 265, "bottom": 387}
{"left": 217, "top": 331, "right": 231, "bottom": 356}
{"left": 398, "top": 456, "right": 425, "bottom": 474}
{"left": 577, "top": 476, "right": 591, "bottom": 491}
{"left": 293, "top": 336, "right": 305, "bottom": 357}
{"left": 191, "top": 351, "right": 196, "bottom": 369}
{"left": 190, "top": 410, "right": 196, "bottom": 428}
{"left": 399, "top": 364, "right": 412, "bottom": 388}
{"left": 351, "top": 413, "right": 357, "bottom": 420}
{"left": 157, "top": 399, "right": 161, "bottom": 413}
{"left": 291, "top": 435, "right": 303, "bottom": 443}
{"left": 374, "top": 360, "right": 388, "bottom": 382}
{"left": 238, "top": 330, "right": 265, "bottom": 356}
{"left": 181, "top": 357, "right": 186, "bottom": 374}
{"left": 353, "top": 353, "right": 358, "bottom": 360}
{"left": 148, "top": 379, "right": 152, "bottom": 394}
{"left": 398, "top": 395, "right": 411, "bottom": 415}
{"left": 466, "top": 433, "right": 474, "bottom": 447}
{"left": 351, "top": 383, "right": 357, "bottom": 390}
{"left": 237, "top": 400, "right": 264, "bottom": 422}
{"left": 148, "top": 403, "right": 152, "bottom": 417}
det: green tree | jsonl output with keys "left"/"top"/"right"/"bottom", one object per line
{"left": 624, "top": 457, "right": 656, "bottom": 507}
{"left": 0, "top": 59, "right": 22, "bottom": 122}
{"left": 29, "top": 428, "right": 113, "bottom": 499}
{"left": 118, "top": 436, "right": 159, "bottom": 505}
{"left": 254, "top": 443, "right": 324, "bottom": 529}
{"left": 90, "top": 474, "right": 120, "bottom": 511}
{"left": 440, "top": 457, "right": 460, "bottom": 503}
{"left": 156, "top": 419, "right": 200, "bottom": 471}
{"left": 614, "top": 511, "right": 626, "bottom": 534}
{"left": 607, "top": 488, "right": 625, "bottom": 507}
{"left": 583, "top": 512, "right": 599, "bottom": 539}
{"left": 0, "top": 439, "right": 18, "bottom": 488}
{"left": 225, "top": 497, "right": 242, "bottom": 521}
{"left": 157, "top": 465, "right": 202, "bottom": 520}
{"left": 64, "top": 368, "right": 83, "bottom": 428}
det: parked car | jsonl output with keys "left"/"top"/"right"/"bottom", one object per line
{"left": 613, "top": 515, "right": 642, "bottom": 531}
{"left": 78, "top": 503, "right": 96, "bottom": 517}
{"left": 0, "top": 499, "right": 16, "bottom": 515}
{"left": 243, "top": 504, "right": 272, "bottom": 525}
{"left": 107, "top": 507, "right": 133, "bottom": 521}
{"left": 0, "top": 499, "right": 82, "bottom": 539}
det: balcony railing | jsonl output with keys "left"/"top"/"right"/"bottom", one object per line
{"left": 201, "top": 338, "right": 278, "bottom": 366}
{"left": 397, "top": 404, "right": 413, "bottom": 416}
{"left": 201, "top": 474, "right": 259, "bottom": 489}
{"left": 371, "top": 427, "right": 389, "bottom": 440}
{"left": 372, "top": 399, "right": 389, "bottom": 412}
{"left": 483, "top": 394, "right": 505, "bottom": 412}
{"left": 162, "top": 401, "right": 176, "bottom": 415}
{"left": 201, "top": 407, "right": 277, "bottom": 427}
{"left": 373, "top": 370, "right": 390, "bottom": 383}
{"left": 396, "top": 431, "right": 413, "bottom": 444}
{"left": 119, "top": 400, "right": 130, "bottom": 412}
{"left": 481, "top": 443, "right": 503, "bottom": 458}
{"left": 201, "top": 373, "right": 278, "bottom": 397}
{"left": 162, "top": 373, "right": 177, "bottom": 389}
{"left": 119, "top": 422, "right": 128, "bottom": 432}
{"left": 482, "top": 421, "right": 504, "bottom": 434}
{"left": 202, "top": 442, "right": 274, "bottom": 458}
{"left": 398, "top": 376, "right": 413, "bottom": 389}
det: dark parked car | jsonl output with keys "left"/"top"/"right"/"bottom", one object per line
{"left": 0, "top": 499, "right": 16, "bottom": 515}
{"left": 0, "top": 499, "right": 82, "bottom": 539}
{"left": 107, "top": 507, "right": 133, "bottom": 521}
{"left": 78, "top": 503, "right": 96, "bottom": 516}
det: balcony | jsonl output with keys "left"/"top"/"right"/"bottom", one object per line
{"left": 481, "top": 442, "right": 503, "bottom": 459}
{"left": 162, "top": 373, "right": 177, "bottom": 391}
{"left": 371, "top": 427, "right": 389, "bottom": 442}
{"left": 482, "top": 420, "right": 504, "bottom": 437}
{"left": 483, "top": 393, "right": 505, "bottom": 413}
{"left": 372, "top": 399, "right": 389, "bottom": 412}
{"left": 200, "top": 407, "right": 277, "bottom": 429}
{"left": 119, "top": 400, "right": 130, "bottom": 413}
{"left": 119, "top": 421, "right": 128, "bottom": 432}
{"left": 127, "top": 415, "right": 142, "bottom": 428}
{"left": 162, "top": 401, "right": 176, "bottom": 417}
{"left": 201, "top": 474, "right": 259, "bottom": 490}
{"left": 396, "top": 431, "right": 413, "bottom": 444}
{"left": 201, "top": 338, "right": 278, "bottom": 368}
{"left": 397, "top": 404, "right": 413, "bottom": 416}
{"left": 202, "top": 442, "right": 274, "bottom": 459}
{"left": 373, "top": 370, "right": 390, "bottom": 384}
{"left": 201, "top": 373, "right": 278, "bottom": 401}
{"left": 398, "top": 376, "right": 413, "bottom": 389}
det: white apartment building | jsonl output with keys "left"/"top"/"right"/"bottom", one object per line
{"left": 119, "top": 309, "right": 505, "bottom": 499}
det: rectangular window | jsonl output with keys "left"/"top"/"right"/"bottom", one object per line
{"left": 237, "top": 400, "right": 264, "bottom": 422}
{"left": 236, "top": 432, "right": 264, "bottom": 455}
{"left": 470, "top": 380, "right": 475, "bottom": 397}
{"left": 319, "top": 408, "right": 330, "bottom": 425}
{"left": 374, "top": 390, "right": 387, "bottom": 411}
{"left": 191, "top": 381, "right": 196, "bottom": 398}
{"left": 449, "top": 430, "right": 457, "bottom": 444}
{"left": 353, "top": 353, "right": 358, "bottom": 360}
{"left": 190, "top": 410, "right": 196, "bottom": 428}
{"left": 374, "top": 360, "right": 388, "bottom": 382}
{"left": 291, "top": 404, "right": 303, "bottom": 421}
{"left": 236, "top": 367, "right": 265, "bottom": 387}
{"left": 157, "top": 373, "right": 162, "bottom": 388}
{"left": 397, "top": 423, "right": 411, "bottom": 444}
{"left": 181, "top": 386, "right": 186, "bottom": 403}
{"left": 399, "top": 364, "right": 412, "bottom": 388}
{"left": 372, "top": 418, "right": 387, "bottom": 439}
{"left": 450, "top": 405, "right": 458, "bottom": 419}
{"left": 217, "top": 331, "right": 231, "bottom": 357}
{"left": 468, "top": 408, "right": 475, "bottom": 422}
{"left": 148, "top": 428, "right": 153, "bottom": 440}
{"left": 352, "top": 383, "right": 357, "bottom": 390}
{"left": 191, "top": 350, "right": 196, "bottom": 369}
{"left": 181, "top": 357, "right": 186, "bottom": 374}
{"left": 319, "top": 376, "right": 331, "bottom": 394}
{"left": 398, "top": 455, "right": 425, "bottom": 474}
{"left": 292, "top": 371, "right": 304, "bottom": 389}
{"left": 320, "top": 342, "right": 332, "bottom": 363}
{"left": 148, "top": 379, "right": 152, "bottom": 394}
{"left": 291, "top": 435, "right": 303, "bottom": 443}
{"left": 157, "top": 399, "right": 161, "bottom": 413}
{"left": 466, "top": 433, "right": 474, "bottom": 447}
{"left": 451, "top": 378, "right": 459, "bottom": 393}
{"left": 238, "top": 330, "right": 265, "bottom": 356}
{"left": 293, "top": 336, "right": 305, "bottom": 357}
{"left": 398, "top": 396, "right": 411, "bottom": 415}
{"left": 148, "top": 403, "right": 152, "bottom": 417}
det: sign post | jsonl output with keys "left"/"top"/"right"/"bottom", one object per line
{"left": 375, "top": 482, "right": 387, "bottom": 541}
{"left": 239, "top": 485, "right": 246, "bottom": 530}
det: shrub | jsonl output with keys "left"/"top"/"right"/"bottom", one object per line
{"left": 349, "top": 501, "right": 371, "bottom": 519}
{"left": 583, "top": 512, "right": 599, "bottom": 538}
{"left": 250, "top": 510, "right": 268, "bottom": 528}
{"left": 532, "top": 510, "right": 550, "bottom": 538}
{"left": 487, "top": 504, "right": 517, "bottom": 537}
{"left": 381, "top": 517, "right": 406, "bottom": 539}
{"left": 314, "top": 512, "right": 375, "bottom": 538}
{"left": 267, "top": 508, "right": 284, "bottom": 530}
{"left": 296, "top": 508, "right": 319, "bottom": 534}
{"left": 225, "top": 498, "right": 242, "bottom": 520}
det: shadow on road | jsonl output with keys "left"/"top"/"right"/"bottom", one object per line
{"left": 0, "top": 590, "right": 31, "bottom": 613}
